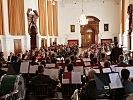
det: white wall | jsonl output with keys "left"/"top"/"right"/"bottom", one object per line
{"left": 58, "top": 0, "right": 121, "bottom": 46}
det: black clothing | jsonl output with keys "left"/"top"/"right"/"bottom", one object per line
{"left": 7, "top": 56, "right": 15, "bottom": 62}
{"left": 80, "top": 80, "right": 103, "bottom": 100}
{"left": 110, "top": 46, "right": 123, "bottom": 63}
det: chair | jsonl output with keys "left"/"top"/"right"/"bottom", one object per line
{"left": 32, "top": 84, "right": 49, "bottom": 100}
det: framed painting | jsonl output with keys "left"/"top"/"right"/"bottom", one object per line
{"left": 104, "top": 24, "right": 109, "bottom": 31}
{"left": 70, "top": 25, "right": 75, "bottom": 32}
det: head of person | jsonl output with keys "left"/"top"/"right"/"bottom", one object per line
{"left": 88, "top": 69, "right": 96, "bottom": 81}
{"left": 67, "top": 63, "right": 73, "bottom": 72}
{"left": 101, "top": 53, "right": 105, "bottom": 59}
{"left": 104, "top": 61, "right": 111, "bottom": 68}
{"left": 93, "top": 57, "right": 98, "bottom": 64}
{"left": 37, "top": 65, "right": 44, "bottom": 74}
{"left": 90, "top": 53, "right": 94, "bottom": 60}
{"left": 65, "top": 58, "right": 71, "bottom": 65}
{"left": 121, "top": 69, "right": 130, "bottom": 81}
{"left": 31, "top": 56, "right": 36, "bottom": 62}
{"left": 119, "top": 55, "right": 124, "bottom": 62}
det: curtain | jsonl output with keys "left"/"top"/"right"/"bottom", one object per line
{"left": 0, "top": 0, "right": 4, "bottom": 35}
{"left": 8, "top": 0, "right": 25, "bottom": 35}
{"left": 47, "top": 0, "right": 53, "bottom": 36}
{"left": 38, "top": 0, "right": 47, "bottom": 36}
{"left": 53, "top": 1, "right": 58, "bottom": 36}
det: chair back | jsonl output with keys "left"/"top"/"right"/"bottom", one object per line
{"left": 33, "top": 84, "right": 49, "bottom": 98}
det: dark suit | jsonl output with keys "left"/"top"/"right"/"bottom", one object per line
{"left": 29, "top": 74, "right": 58, "bottom": 98}
{"left": 110, "top": 47, "right": 123, "bottom": 63}
{"left": 80, "top": 80, "right": 103, "bottom": 100}
{"left": 7, "top": 56, "right": 15, "bottom": 62}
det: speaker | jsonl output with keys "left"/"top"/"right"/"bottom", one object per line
{"left": 114, "top": 37, "right": 117, "bottom": 42}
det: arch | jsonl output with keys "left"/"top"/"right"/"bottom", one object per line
{"left": 80, "top": 16, "right": 100, "bottom": 48}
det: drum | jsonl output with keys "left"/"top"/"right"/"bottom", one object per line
{"left": 0, "top": 74, "right": 26, "bottom": 99}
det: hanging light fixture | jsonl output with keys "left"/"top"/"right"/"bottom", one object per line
{"left": 79, "top": 0, "right": 88, "bottom": 25}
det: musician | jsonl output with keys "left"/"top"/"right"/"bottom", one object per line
{"left": 117, "top": 55, "right": 127, "bottom": 67}
{"left": 110, "top": 42, "right": 123, "bottom": 64}
{"left": 7, "top": 52, "right": 15, "bottom": 62}
{"left": 29, "top": 65, "right": 58, "bottom": 98}
{"left": 79, "top": 69, "right": 103, "bottom": 100}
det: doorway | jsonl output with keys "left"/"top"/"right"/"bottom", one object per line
{"left": 30, "top": 26, "right": 37, "bottom": 50}
{"left": 14, "top": 39, "right": 22, "bottom": 55}
{"left": 80, "top": 16, "right": 100, "bottom": 48}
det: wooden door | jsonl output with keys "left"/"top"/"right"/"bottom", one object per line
{"left": 81, "top": 32, "right": 95, "bottom": 48}
{"left": 41, "top": 38, "right": 47, "bottom": 48}
{"left": 14, "top": 39, "right": 22, "bottom": 55}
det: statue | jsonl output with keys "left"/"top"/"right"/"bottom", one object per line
{"left": 27, "top": 8, "right": 39, "bottom": 34}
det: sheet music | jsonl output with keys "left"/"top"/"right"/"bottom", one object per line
{"left": 72, "top": 72, "right": 81, "bottom": 84}
{"left": 73, "top": 66, "right": 84, "bottom": 75}
{"left": 82, "top": 58, "right": 90, "bottom": 62}
{"left": 29, "top": 65, "right": 38, "bottom": 73}
{"left": 102, "top": 68, "right": 111, "bottom": 73}
{"left": 76, "top": 60, "right": 81, "bottom": 62}
{"left": 126, "top": 66, "right": 133, "bottom": 78}
{"left": 46, "top": 63, "right": 55, "bottom": 68}
{"left": 115, "top": 67, "right": 125, "bottom": 77}
{"left": 84, "top": 61, "right": 90, "bottom": 66}
{"left": 93, "top": 68, "right": 100, "bottom": 73}
{"left": 44, "top": 68, "right": 59, "bottom": 80}
{"left": 109, "top": 73, "right": 123, "bottom": 89}
{"left": 20, "top": 61, "right": 29, "bottom": 73}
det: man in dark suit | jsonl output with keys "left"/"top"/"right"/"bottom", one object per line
{"left": 110, "top": 42, "right": 123, "bottom": 64}
{"left": 29, "top": 65, "right": 58, "bottom": 98}
{"left": 7, "top": 52, "right": 15, "bottom": 62}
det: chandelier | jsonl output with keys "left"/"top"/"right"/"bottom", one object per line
{"left": 79, "top": 0, "right": 88, "bottom": 25}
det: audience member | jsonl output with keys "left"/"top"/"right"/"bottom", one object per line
{"left": 29, "top": 65, "right": 58, "bottom": 98}
{"left": 79, "top": 69, "right": 103, "bottom": 100}
{"left": 117, "top": 55, "right": 127, "bottom": 67}
{"left": 67, "top": 63, "right": 73, "bottom": 72}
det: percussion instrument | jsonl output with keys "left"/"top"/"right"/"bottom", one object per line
{"left": 0, "top": 74, "right": 26, "bottom": 99}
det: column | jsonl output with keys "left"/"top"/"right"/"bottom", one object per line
{"left": 2, "top": 0, "right": 12, "bottom": 58}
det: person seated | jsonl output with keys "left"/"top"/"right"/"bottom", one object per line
{"left": 30, "top": 56, "right": 38, "bottom": 65}
{"left": 79, "top": 69, "right": 103, "bottom": 100}
{"left": 104, "top": 61, "right": 111, "bottom": 68}
{"left": 114, "top": 69, "right": 133, "bottom": 100}
{"left": 29, "top": 65, "right": 58, "bottom": 98}
{"left": 67, "top": 63, "right": 73, "bottom": 72}
{"left": 121, "top": 69, "right": 133, "bottom": 94}
{"left": 117, "top": 55, "right": 127, "bottom": 67}
{"left": 65, "top": 58, "right": 71, "bottom": 66}
{"left": 0, "top": 62, "right": 6, "bottom": 78}
{"left": 45, "top": 56, "right": 51, "bottom": 64}
{"left": 128, "top": 59, "right": 133, "bottom": 66}
{"left": 70, "top": 55, "right": 76, "bottom": 65}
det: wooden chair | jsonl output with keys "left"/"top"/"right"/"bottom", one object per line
{"left": 32, "top": 84, "right": 49, "bottom": 100}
